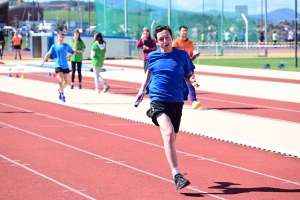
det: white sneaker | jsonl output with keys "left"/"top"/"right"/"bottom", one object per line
{"left": 103, "top": 85, "right": 110, "bottom": 93}
{"left": 95, "top": 89, "right": 100, "bottom": 94}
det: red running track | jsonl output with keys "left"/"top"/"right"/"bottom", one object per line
{"left": 1, "top": 92, "right": 300, "bottom": 199}
{"left": 5, "top": 71, "right": 300, "bottom": 123}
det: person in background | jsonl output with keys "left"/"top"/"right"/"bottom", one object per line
{"left": 40, "top": 32, "right": 75, "bottom": 102}
{"left": 90, "top": 32, "right": 110, "bottom": 94}
{"left": 135, "top": 25, "right": 200, "bottom": 190}
{"left": 70, "top": 29, "right": 86, "bottom": 89}
{"left": 258, "top": 31, "right": 264, "bottom": 47}
{"left": 136, "top": 27, "right": 157, "bottom": 93}
{"left": 0, "top": 30, "right": 5, "bottom": 59}
{"left": 288, "top": 29, "right": 294, "bottom": 48}
{"left": 272, "top": 30, "right": 277, "bottom": 47}
{"left": 12, "top": 31, "right": 22, "bottom": 59}
{"left": 172, "top": 26, "right": 202, "bottom": 110}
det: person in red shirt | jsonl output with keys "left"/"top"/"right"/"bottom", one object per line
{"left": 172, "top": 26, "right": 201, "bottom": 109}
{"left": 136, "top": 27, "right": 157, "bottom": 93}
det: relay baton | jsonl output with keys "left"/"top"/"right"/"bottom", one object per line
{"left": 134, "top": 90, "right": 146, "bottom": 107}
{"left": 134, "top": 98, "right": 142, "bottom": 107}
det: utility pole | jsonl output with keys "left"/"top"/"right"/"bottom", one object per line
{"left": 202, "top": 0, "right": 204, "bottom": 33}
{"left": 77, "top": 0, "right": 80, "bottom": 29}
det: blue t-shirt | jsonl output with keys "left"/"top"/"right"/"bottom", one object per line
{"left": 48, "top": 43, "right": 74, "bottom": 69}
{"left": 148, "top": 48, "right": 194, "bottom": 102}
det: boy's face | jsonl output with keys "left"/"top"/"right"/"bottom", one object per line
{"left": 156, "top": 29, "right": 173, "bottom": 53}
{"left": 57, "top": 35, "right": 64, "bottom": 43}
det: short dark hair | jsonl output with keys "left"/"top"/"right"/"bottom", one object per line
{"left": 154, "top": 25, "right": 173, "bottom": 40}
{"left": 57, "top": 32, "right": 65, "bottom": 37}
{"left": 178, "top": 26, "right": 188, "bottom": 31}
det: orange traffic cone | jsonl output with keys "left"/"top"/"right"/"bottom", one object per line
{"left": 21, "top": 74, "right": 25, "bottom": 79}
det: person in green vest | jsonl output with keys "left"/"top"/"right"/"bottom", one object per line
{"left": 272, "top": 30, "right": 277, "bottom": 47}
{"left": 90, "top": 32, "right": 110, "bottom": 93}
{"left": 201, "top": 33, "right": 205, "bottom": 42}
{"left": 70, "top": 29, "right": 86, "bottom": 89}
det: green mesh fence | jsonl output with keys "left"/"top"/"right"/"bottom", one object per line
{"left": 95, "top": 0, "right": 261, "bottom": 58}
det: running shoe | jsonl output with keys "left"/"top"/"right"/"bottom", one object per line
{"left": 70, "top": 85, "right": 74, "bottom": 89}
{"left": 61, "top": 94, "right": 66, "bottom": 102}
{"left": 174, "top": 173, "right": 190, "bottom": 190}
{"left": 79, "top": 84, "right": 82, "bottom": 89}
{"left": 192, "top": 101, "right": 202, "bottom": 109}
{"left": 103, "top": 85, "right": 110, "bottom": 93}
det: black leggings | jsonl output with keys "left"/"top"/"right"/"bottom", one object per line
{"left": 71, "top": 61, "right": 82, "bottom": 83}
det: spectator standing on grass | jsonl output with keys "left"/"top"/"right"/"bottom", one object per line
{"left": 70, "top": 29, "right": 86, "bottom": 89}
{"left": 135, "top": 25, "right": 200, "bottom": 190}
{"left": 40, "top": 32, "right": 75, "bottom": 102}
{"left": 90, "top": 32, "right": 110, "bottom": 94}
{"left": 240, "top": 31, "right": 245, "bottom": 42}
{"left": 288, "top": 29, "right": 294, "bottom": 48}
{"left": 272, "top": 30, "right": 277, "bottom": 47}
{"left": 258, "top": 31, "right": 264, "bottom": 48}
{"left": 172, "top": 25, "right": 202, "bottom": 110}
{"left": 136, "top": 27, "right": 157, "bottom": 94}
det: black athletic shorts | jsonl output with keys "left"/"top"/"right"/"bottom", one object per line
{"left": 146, "top": 100, "right": 184, "bottom": 133}
{"left": 14, "top": 45, "right": 21, "bottom": 49}
{"left": 55, "top": 67, "right": 70, "bottom": 74}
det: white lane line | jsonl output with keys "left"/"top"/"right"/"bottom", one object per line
{"left": 1, "top": 102, "right": 300, "bottom": 187}
{"left": 0, "top": 154, "right": 96, "bottom": 200}
{"left": 0, "top": 121, "right": 225, "bottom": 200}
{"left": 29, "top": 73, "right": 134, "bottom": 89}
{"left": 31, "top": 73, "right": 300, "bottom": 113}
{"left": 199, "top": 96, "right": 300, "bottom": 113}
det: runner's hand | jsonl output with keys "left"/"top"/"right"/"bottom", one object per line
{"left": 189, "top": 74, "right": 200, "bottom": 87}
{"left": 135, "top": 90, "right": 145, "bottom": 104}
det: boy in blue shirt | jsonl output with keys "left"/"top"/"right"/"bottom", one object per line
{"left": 135, "top": 25, "right": 200, "bottom": 190}
{"left": 41, "top": 33, "right": 75, "bottom": 102}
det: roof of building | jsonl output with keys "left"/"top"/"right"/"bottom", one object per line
{"left": 0, "top": 0, "right": 9, "bottom": 8}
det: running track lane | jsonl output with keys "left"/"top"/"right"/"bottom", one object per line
{"left": 1, "top": 92, "right": 300, "bottom": 199}
{"left": 5, "top": 72, "right": 300, "bottom": 123}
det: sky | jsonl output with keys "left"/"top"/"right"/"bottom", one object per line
{"left": 31, "top": 0, "right": 299, "bottom": 14}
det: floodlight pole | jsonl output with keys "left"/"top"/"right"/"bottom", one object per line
{"left": 104, "top": 0, "right": 106, "bottom": 33}
{"left": 241, "top": 13, "right": 248, "bottom": 49}
{"left": 151, "top": 20, "right": 156, "bottom": 38}
{"left": 68, "top": 0, "right": 70, "bottom": 33}
{"left": 168, "top": 0, "right": 171, "bottom": 26}
{"left": 124, "top": 0, "right": 128, "bottom": 36}
{"left": 77, "top": 0, "right": 80, "bottom": 28}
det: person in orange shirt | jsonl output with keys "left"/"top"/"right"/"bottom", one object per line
{"left": 172, "top": 26, "right": 201, "bottom": 109}
{"left": 12, "top": 31, "right": 22, "bottom": 59}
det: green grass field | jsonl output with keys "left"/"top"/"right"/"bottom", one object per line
{"left": 194, "top": 58, "right": 300, "bottom": 72}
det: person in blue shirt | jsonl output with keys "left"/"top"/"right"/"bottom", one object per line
{"left": 41, "top": 32, "right": 75, "bottom": 102}
{"left": 135, "top": 25, "right": 200, "bottom": 190}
